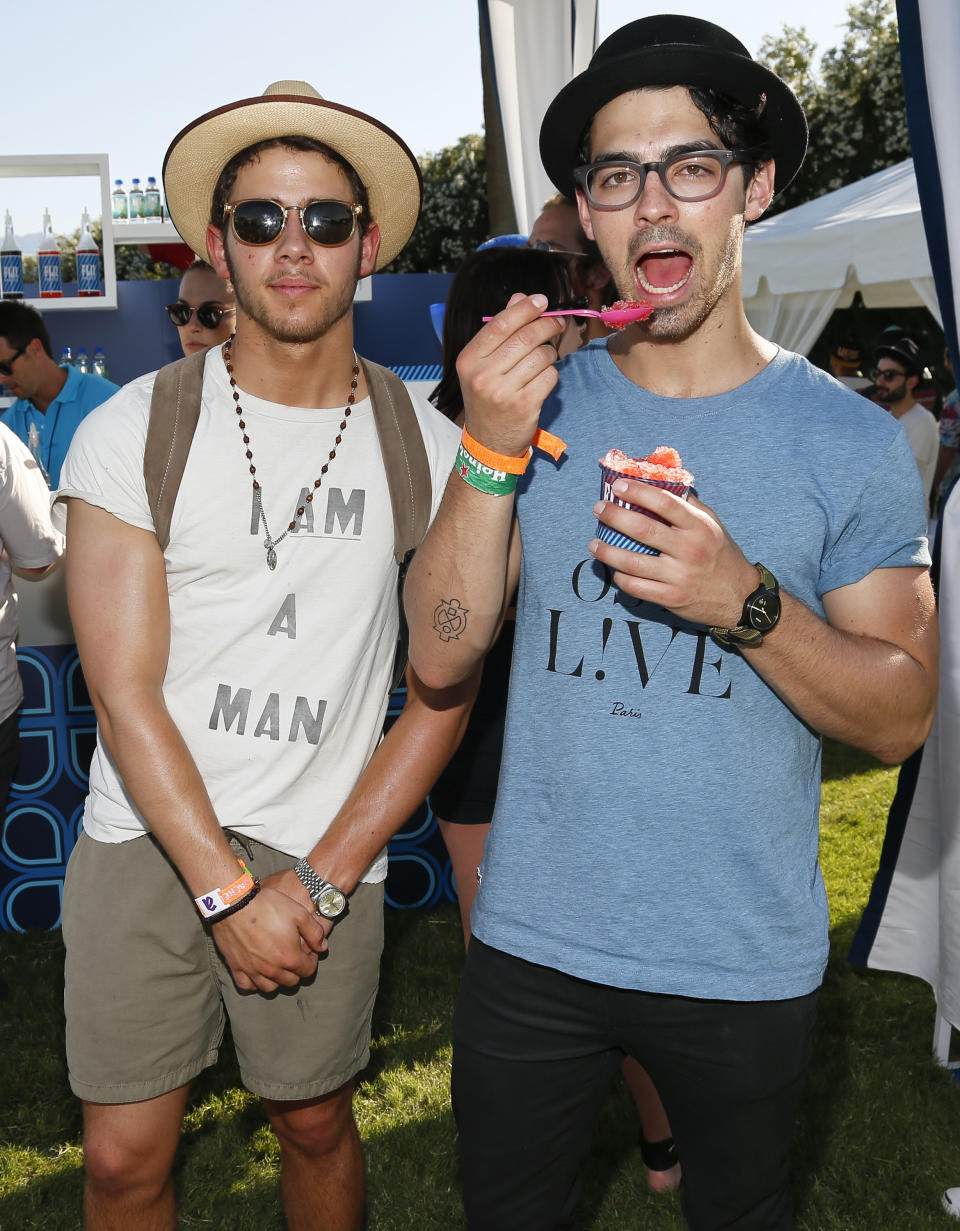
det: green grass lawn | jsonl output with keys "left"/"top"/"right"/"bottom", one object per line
{"left": 1, "top": 743, "right": 957, "bottom": 1229}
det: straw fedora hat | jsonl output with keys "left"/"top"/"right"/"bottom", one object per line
{"left": 162, "top": 81, "right": 422, "bottom": 271}
{"left": 540, "top": 15, "right": 807, "bottom": 199}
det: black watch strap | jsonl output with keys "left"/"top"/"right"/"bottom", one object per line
{"left": 709, "top": 563, "right": 781, "bottom": 650}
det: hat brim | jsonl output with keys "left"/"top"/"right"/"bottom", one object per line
{"left": 540, "top": 46, "right": 808, "bottom": 199}
{"left": 163, "top": 95, "right": 422, "bottom": 272}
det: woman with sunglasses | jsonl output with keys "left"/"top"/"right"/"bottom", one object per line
{"left": 164, "top": 260, "right": 235, "bottom": 356}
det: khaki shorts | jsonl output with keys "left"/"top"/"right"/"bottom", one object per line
{"left": 63, "top": 831, "right": 384, "bottom": 1104}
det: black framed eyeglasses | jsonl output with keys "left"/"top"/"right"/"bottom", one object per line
{"left": 574, "top": 150, "right": 751, "bottom": 209}
{"left": 0, "top": 343, "right": 27, "bottom": 378}
{"left": 222, "top": 199, "right": 363, "bottom": 247}
{"left": 871, "top": 366, "right": 907, "bottom": 382}
{"left": 165, "top": 301, "right": 235, "bottom": 329}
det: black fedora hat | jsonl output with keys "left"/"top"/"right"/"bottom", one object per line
{"left": 540, "top": 15, "right": 808, "bottom": 199}
{"left": 877, "top": 335, "right": 925, "bottom": 377}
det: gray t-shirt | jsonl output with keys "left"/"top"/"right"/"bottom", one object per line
{"left": 471, "top": 343, "right": 930, "bottom": 1001}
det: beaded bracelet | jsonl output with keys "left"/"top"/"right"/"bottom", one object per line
{"left": 203, "top": 879, "right": 261, "bottom": 924}
{"left": 194, "top": 859, "right": 256, "bottom": 920}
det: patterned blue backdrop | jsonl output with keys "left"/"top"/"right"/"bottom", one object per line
{"left": 0, "top": 647, "right": 456, "bottom": 932}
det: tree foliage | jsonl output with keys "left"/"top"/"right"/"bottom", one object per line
{"left": 386, "top": 134, "right": 489, "bottom": 273}
{"left": 758, "top": 0, "right": 909, "bottom": 214}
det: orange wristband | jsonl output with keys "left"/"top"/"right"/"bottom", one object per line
{"left": 461, "top": 427, "right": 532, "bottom": 475}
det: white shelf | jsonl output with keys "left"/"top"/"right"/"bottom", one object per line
{"left": 112, "top": 219, "right": 187, "bottom": 246}
{"left": 0, "top": 153, "right": 117, "bottom": 309}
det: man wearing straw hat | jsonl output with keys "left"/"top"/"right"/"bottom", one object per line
{"left": 55, "top": 83, "right": 463, "bottom": 1229}
{"left": 404, "top": 15, "right": 938, "bottom": 1230}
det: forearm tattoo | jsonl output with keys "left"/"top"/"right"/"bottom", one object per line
{"left": 433, "top": 598, "right": 469, "bottom": 642}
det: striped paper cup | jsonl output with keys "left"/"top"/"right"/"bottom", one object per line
{"left": 597, "top": 464, "right": 691, "bottom": 555}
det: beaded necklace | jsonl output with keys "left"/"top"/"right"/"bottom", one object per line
{"left": 223, "top": 336, "right": 360, "bottom": 571}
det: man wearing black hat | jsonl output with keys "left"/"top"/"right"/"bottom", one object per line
{"left": 873, "top": 335, "right": 938, "bottom": 507}
{"left": 405, "top": 15, "right": 938, "bottom": 1230}
{"left": 54, "top": 83, "right": 468, "bottom": 1230}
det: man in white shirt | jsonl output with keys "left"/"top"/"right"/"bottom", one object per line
{"left": 873, "top": 335, "right": 939, "bottom": 507}
{"left": 56, "top": 81, "right": 467, "bottom": 1231}
{"left": 0, "top": 422, "right": 62, "bottom": 813}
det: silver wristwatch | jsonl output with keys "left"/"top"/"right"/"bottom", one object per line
{"left": 293, "top": 858, "right": 348, "bottom": 919}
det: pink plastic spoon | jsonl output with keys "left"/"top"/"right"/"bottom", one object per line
{"left": 483, "top": 302, "right": 654, "bottom": 326}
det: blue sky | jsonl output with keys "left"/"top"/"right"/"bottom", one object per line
{"left": 4, "top": 0, "right": 856, "bottom": 239}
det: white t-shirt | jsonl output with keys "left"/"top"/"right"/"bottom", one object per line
{"left": 897, "top": 401, "right": 939, "bottom": 502}
{"left": 57, "top": 346, "right": 459, "bottom": 875}
{"left": 0, "top": 423, "right": 63, "bottom": 723}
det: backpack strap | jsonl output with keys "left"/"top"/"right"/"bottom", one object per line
{"left": 144, "top": 349, "right": 208, "bottom": 551}
{"left": 361, "top": 358, "right": 433, "bottom": 690}
{"left": 360, "top": 357, "right": 432, "bottom": 563}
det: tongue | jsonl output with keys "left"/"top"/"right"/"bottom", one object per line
{"left": 640, "top": 252, "right": 691, "bottom": 288}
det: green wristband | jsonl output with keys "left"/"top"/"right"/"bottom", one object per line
{"left": 455, "top": 442, "right": 519, "bottom": 496}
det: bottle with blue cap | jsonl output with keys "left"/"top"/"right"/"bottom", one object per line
{"left": 111, "top": 180, "right": 128, "bottom": 221}
{"left": 144, "top": 177, "right": 162, "bottom": 220}
{"left": 129, "top": 178, "right": 144, "bottom": 221}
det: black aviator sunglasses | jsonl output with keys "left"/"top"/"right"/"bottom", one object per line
{"left": 222, "top": 199, "right": 363, "bottom": 247}
{"left": 165, "top": 301, "right": 235, "bottom": 329}
{"left": 0, "top": 343, "right": 27, "bottom": 378}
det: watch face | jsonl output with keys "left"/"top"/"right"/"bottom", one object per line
{"left": 747, "top": 591, "right": 781, "bottom": 632}
{"left": 315, "top": 886, "right": 346, "bottom": 918}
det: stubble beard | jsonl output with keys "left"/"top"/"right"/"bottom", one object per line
{"left": 612, "top": 217, "right": 743, "bottom": 343}
{"left": 225, "top": 244, "right": 362, "bottom": 345}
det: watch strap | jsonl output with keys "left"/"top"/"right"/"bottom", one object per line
{"left": 709, "top": 562, "right": 780, "bottom": 650}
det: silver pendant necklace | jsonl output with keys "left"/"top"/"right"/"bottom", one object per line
{"left": 223, "top": 337, "right": 360, "bottom": 571}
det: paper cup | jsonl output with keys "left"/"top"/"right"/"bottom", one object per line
{"left": 597, "top": 464, "right": 691, "bottom": 555}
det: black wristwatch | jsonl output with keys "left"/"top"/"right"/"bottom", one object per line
{"left": 709, "top": 563, "right": 781, "bottom": 651}
{"left": 293, "top": 858, "right": 349, "bottom": 919}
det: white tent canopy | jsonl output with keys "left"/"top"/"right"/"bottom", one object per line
{"left": 742, "top": 159, "right": 940, "bottom": 355}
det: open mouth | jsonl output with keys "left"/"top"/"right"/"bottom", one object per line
{"left": 636, "top": 249, "right": 694, "bottom": 295}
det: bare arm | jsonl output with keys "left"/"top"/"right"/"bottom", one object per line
{"left": 64, "top": 499, "right": 327, "bottom": 991}
{"left": 405, "top": 294, "right": 561, "bottom": 688}
{"left": 264, "top": 664, "right": 482, "bottom": 910}
{"left": 592, "top": 482, "right": 938, "bottom": 764}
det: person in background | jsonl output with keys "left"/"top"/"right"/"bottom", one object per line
{"left": 932, "top": 346, "right": 959, "bottom": 516}
{"left": 873, "top": 335, "right": 939, "bottom": 510}
{"left": 529, "top": 192, "right": 614, "bottom": 342}
{"left": 165, "top": 259, "right": 236, "bottom": 356}
{"left": 0, "top": 303, "right": 118, "bottom": 487}
{"left": 430, "top": 242, "right": 680, "bottom": 1196}
{"left": 430, "top": 244, "right": 583, "bottom": 947}
{"left": 0, "top": 422, "right": 63, "bottom": 816}
{"left": 828, "top": 339, "right": 872, "bottom": 392}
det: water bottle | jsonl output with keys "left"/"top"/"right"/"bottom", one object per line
{"left": 144, "top": 177, "right": 162, "bottom": 220}
{"left": 59, "top": 346, "right": 74, "bottom": 367}
{"left": 92, "top": 347, "right": 108, "bottom": 379}
{"left": 129, "top": 178, "right": 144, "bottom": 221}
{"left": 76, "top": 210, "right": 102, "bottom": 297}
{"left": 111, "top": 179, "right": 128, "bottom": 221}
{"left": 38, "top": 209, "right": 63, "bottom": 298}
{"left": 1, "top": 211, "right": 23, "bottom": 300}
{"left": 26, "top": 423, "right": 50, "bottom": 485}
{"left": 75, "top": 348, "right": 90, "bottom": 374}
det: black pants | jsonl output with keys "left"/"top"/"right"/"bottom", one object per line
{"left": 453, "top": 939, "right": 818, "bottom": 1231}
